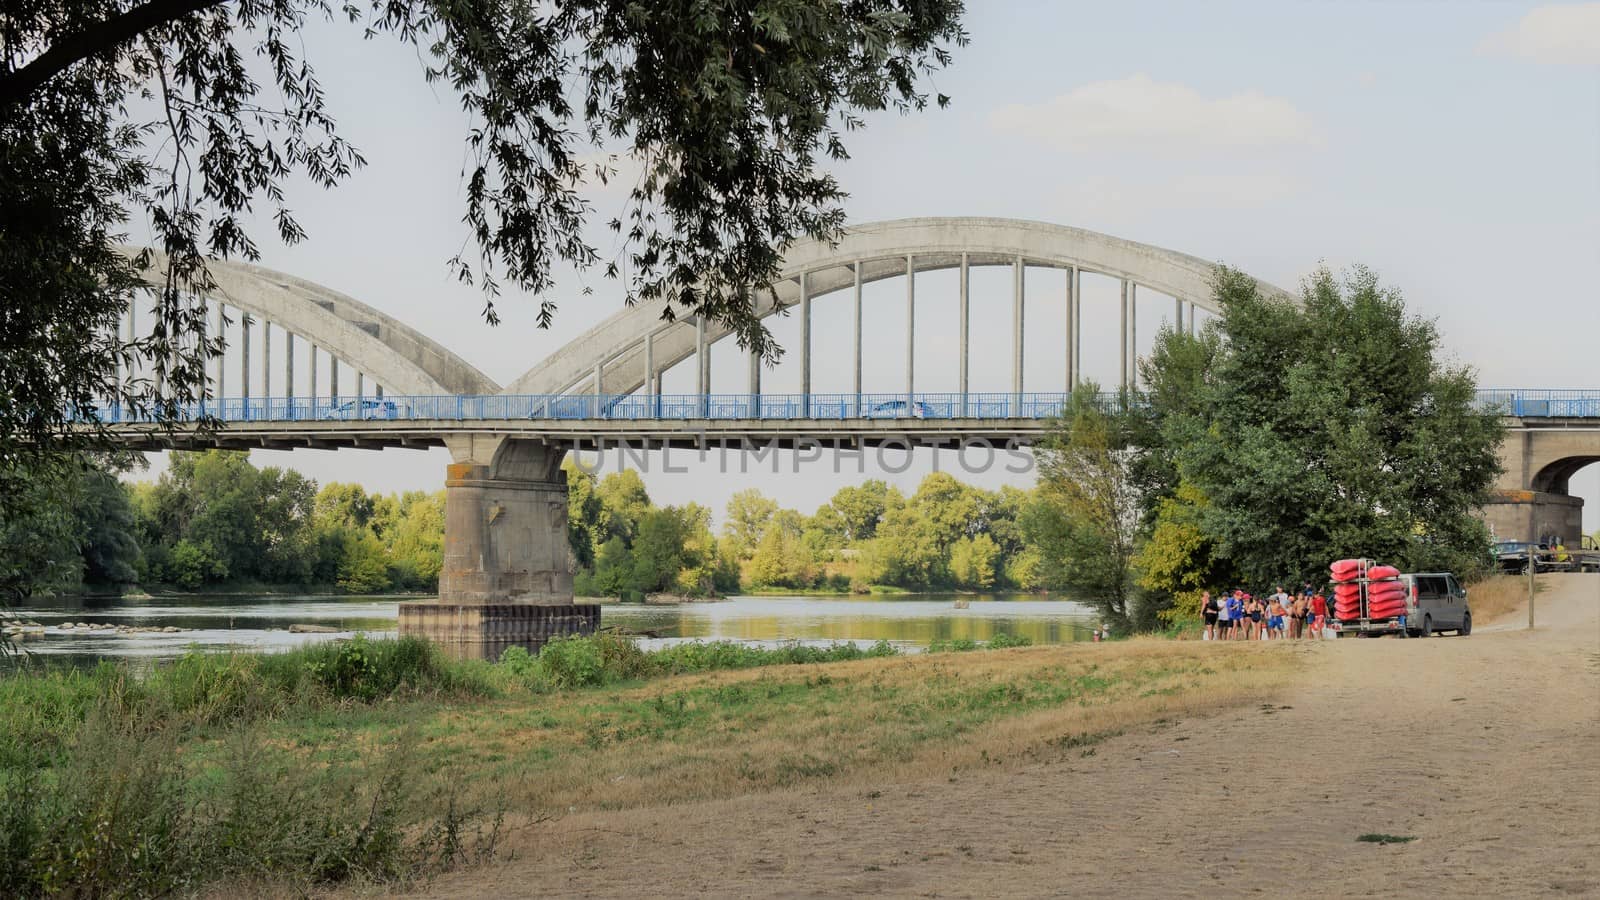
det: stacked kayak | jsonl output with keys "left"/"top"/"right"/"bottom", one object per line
{"left": 1329, "top": 559, "right": 1406, "bottom": 621}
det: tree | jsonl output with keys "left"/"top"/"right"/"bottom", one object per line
{"left": 1027, "top": 384, "right": 1143, "bottom": 631}
{"left": 1, "top": 0, "right": 967, "bottom": 482}
{"left": 1173, "top": 267, "right": 1502, "bottom": 587}
{"left": 949, "top": 534, "right": 998, "bottom": 589}
{"left": 723, "top": 488, "right": 779, "bottom": 556}
{"left": 75, "top": 464, "right": 142, "bottom": 584}
{"left": 596, "top": 470, "right": 651, "bottom": 545}
{"left": 824, "top": 480, "right": 902, "bottom": 542}
{"left": 383, "top": 491, "right": 446, "bottom": 590}
{"left": 1133, "top": 480, "right": 1232, "bottom": 623}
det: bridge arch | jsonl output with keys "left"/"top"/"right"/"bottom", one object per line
{"left": 1531, "top": 455, "right": 1600, "bottom": 496}
{"left": 123, "top": 249, "right": 499, "bottom": 397}
{"left": 503, "top": 217, "right": 1296, "bottom": 397}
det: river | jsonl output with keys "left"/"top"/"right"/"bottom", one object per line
{"left": 4, "top": 592, "right": 1102, "bottom": 667}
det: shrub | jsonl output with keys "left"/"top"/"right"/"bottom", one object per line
{"left": 534, "top": 635, "right": 605, "bottom": 688}
{"left": 986, "top": 633, "right": 1033, "bottom": 649}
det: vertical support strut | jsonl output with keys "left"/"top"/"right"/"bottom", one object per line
{"left": 1072, "top": 268, "right": 1083, "bottom": 389}
{"left": 905, "top": 255, "right": 915, "bottom": 397}
{"left": 261, "top": 321, "right": 272, "bottom": 404}
{"left": 356, "top": 371, "right": 364, "bottom": 400}
{"left": 1174, "top": 296, "right": 1183, "bottom": 336}
{"left": 214, "top": 303, "right": 226, "bottom": 404}
{"left": 1012, "top": 255, "right": 1025, "bottom": 406}
{"left": 852, "top": 261, "right": 863, "bottom": 410}
{"left": 799, "top": 270, "right": 811, "bottom": 416}
{"left": 1064, "top": 267, "right": 1076, "bottom": 392}
{"left": 644, "top": 331, "right": 656, "bottom": 396}
{"left": 285, "top": 332, "right": 295, "bottom": 405}
{"left": 309, "top": 344, "right": 318, "bottom": 407}
{"left": 958, "top": 252, "right": 970, "bottom": 416}
{"left": 240, "top": 314, "right": 251, "bottom": 411}
{"left": 1129, "top": 282, "right": 1138, "bottom": 390}
{"left": 1119, "top": 279, "right": 1129, "bottom": 391}
{"left": 746, "top": 292, "right": 761, "bottom": 418}
{"left": 330, "top": 356, "right": 339, "bottom": 402}
{"left": 696, "top": 315, "right": 709, "bottom": 417}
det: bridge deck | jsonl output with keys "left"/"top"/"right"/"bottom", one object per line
{"left": 92, "top": 389, "right": 1600, "bottom": 451}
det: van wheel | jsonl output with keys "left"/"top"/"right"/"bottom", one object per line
{"left": 1458, "top": 612, "right": 1471, "bottom": 636}
{"left": 1419, "top": 615, "right": 1433, "bottom": 638}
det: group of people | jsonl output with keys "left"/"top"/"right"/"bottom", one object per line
{"left": 1199, "top": 585, "right": 1328, "bottom": 641}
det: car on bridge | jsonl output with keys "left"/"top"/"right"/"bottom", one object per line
{"left": 866, "top": 399, "right": 933, "bottom": 419}
{"left": 323, "top": 398, "right": 401, "bottom": 421}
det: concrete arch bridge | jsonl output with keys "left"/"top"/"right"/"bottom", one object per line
{"left": 101, "top": 219, "right": 1599, "bottom": 654}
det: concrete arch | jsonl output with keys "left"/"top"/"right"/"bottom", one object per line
{"left": 1532, "top": 455, "right": 1600, "bottom": 496}
{"left": 503, "top": 217, "right": 1296, "bottom": 397}
{"left": 123, "top": 249, "right": 499, "bottom": 396}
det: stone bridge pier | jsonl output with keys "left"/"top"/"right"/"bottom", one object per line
{"left": 398, "top": 435, "right": 597, "bottom": 659}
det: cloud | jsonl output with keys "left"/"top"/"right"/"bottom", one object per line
{"left": 1480, "top": 3, "right": 1600, "bottom": 65}
{"left": 989, "top": 74, "right": 1321, "bottom": 155}
{"left": 1054, "top": 172, "right": 1304, "bottom": 226}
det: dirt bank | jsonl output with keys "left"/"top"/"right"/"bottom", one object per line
{"left": 415, "top": 575, "right": 1599, "bottom": 898}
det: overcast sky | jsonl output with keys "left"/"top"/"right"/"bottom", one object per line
{"left": 134, "top": 1, "right": 1600, "bottom": 532}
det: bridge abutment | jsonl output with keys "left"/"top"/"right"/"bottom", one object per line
{"left": 399, "top": 435, "right": 595, "bottom": 659}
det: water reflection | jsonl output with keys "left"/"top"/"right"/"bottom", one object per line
{"left": 603, "top": 594, "right": 1099, "bottom": 649}
{"left": 5, "top": 592, "right": 1097, "bottom": 667}
{"left": 6, "top": 594, "right": 399, "bottom": 668}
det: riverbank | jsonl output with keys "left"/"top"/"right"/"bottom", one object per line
{"left": 0, "top": 631, "right": 1297, "bottom": 897}
{"left": 416, "top": 574, "right": 1600, "bottom": 899}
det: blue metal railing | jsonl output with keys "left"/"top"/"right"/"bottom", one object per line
{"left": 1471, "top": 389, "right": 1600, "bottom": 418}
{"left": 88, "top": 389, "right": 1600, "bottom": 426}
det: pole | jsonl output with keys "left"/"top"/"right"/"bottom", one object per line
{"left": 1527, "top": 545, "right": 1536, "bottom": 630}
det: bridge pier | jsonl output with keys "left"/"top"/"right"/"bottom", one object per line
{"left": 1482, "top": 490, "right": 1584, "bottom": 547}
{"left": 398, "top": 434, "right": 595, "bottom": 659}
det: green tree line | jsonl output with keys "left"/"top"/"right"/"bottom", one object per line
{"left": 2, "top": 451, "right": 445, "bottom": 597}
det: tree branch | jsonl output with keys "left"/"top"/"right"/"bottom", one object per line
{"left": 0, "top": 0, "right": 226, "bottom": 108}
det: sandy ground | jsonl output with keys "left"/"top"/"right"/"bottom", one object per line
{"left": 418, "top": 575, "right": 1600, "bottom": 898}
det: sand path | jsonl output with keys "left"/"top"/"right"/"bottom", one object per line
{"left": 420, "top": 575, "right": 1599, "bottom": 898}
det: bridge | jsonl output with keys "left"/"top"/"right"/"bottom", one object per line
{"left": 101, "top": 217, "right": 1600, "bottom": 654}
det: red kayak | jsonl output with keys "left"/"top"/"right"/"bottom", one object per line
{"left": 1330, "top": 559, "right": 1363, "bottom": 581}
{"left": 1367, "top": 565, "right": 1400, "bottom": 580}
{"left": 1367, "top": 597, "right": 1408, "bottom": 616}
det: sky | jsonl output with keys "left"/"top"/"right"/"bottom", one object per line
{"left": 132, "top": 1, "right": 1600, "bottom": 531}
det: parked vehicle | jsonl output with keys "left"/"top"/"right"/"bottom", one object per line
{"left": 1398, "top": 572, "right": 1471, "bottom": 637}
{"left": 866, "top": 400, "right": 931, "bottom": 419}
{"left": 1332, "top": 571, "right": 1471, "bottom": 638}
{"left": 1494, "top": 540, "right": 1538, "bottom": 575}
{"left": 324, "top": 399, "right": 400, "bottom": 420}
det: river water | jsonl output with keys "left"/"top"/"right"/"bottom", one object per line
{"left": 5, "top": 592, "right": 1101, "bottom": 667}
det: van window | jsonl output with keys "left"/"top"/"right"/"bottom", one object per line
{"left": 1419, "top": 575, "right": 1448, "bottom": 598}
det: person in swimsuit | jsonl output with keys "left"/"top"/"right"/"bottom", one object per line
{"left": 1247, "top": 596, "right": 1264, "bottom": 640}
{"left": 1201, "top": 590, "right": 1219, "bottom": 641}
{"left": 1268, "top": 597, "right": 1286, "bottom": 639}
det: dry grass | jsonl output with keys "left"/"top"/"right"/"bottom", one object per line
{"left": 229, "top": 638, "right": 1304, "bottom": 828}
{"left": 1469, "top": 575, "right": 1536, "bottom": 624}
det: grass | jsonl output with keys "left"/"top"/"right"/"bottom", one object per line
{"left": 0, "top": 633, "right": 1300, "bottom": 896}
{"left": 1467, "top": 575, "right": 1540, "bottom": 624}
